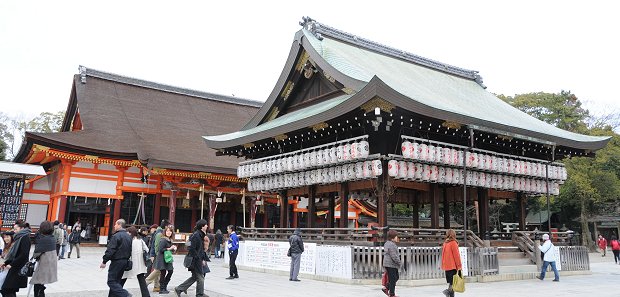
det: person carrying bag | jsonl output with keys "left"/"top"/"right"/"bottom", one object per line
{"left": 29, "top": 221, "right": 58, "bottom": 297}
{"left": 441, "top": 229, "right": 463, "bottom": 297}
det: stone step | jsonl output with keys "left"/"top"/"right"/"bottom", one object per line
{"left": 496, "top": 246, "right": 521, "bottom": 253}
{"left": 499, "top": 265, "right": 538, "bottom": 274}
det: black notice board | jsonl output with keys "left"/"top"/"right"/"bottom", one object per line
{"left": 0, "top": 178, "right": 25, "bottom": 228}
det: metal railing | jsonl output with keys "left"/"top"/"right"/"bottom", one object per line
{"left": 351, "top": 246, "right": 499, "bottom": 280}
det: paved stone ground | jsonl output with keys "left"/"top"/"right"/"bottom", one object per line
{"left": 13, "top": 247, "right": 620, "bottom": 297}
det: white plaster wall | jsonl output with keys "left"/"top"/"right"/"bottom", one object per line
{"left": 74, "top": 161, "right": 95, "bottom": 169}
{"left": 126, "top": 166, "right": 141, "bottom": 173}
{"left": 23, "top": 193, "right": 50, "bottom": 202}
{"left": 26, "top": 204, "right": 48, "bottom": 227}
{"left": 32, "top": 176, "right": 50, "bottom": 191}
{"left": 68, "top": 177, "right": 117, "bottom": 195}
{"left": 98, "top": 163, "right": 118, "bottom": 171}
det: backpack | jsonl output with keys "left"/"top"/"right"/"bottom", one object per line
{"left": 611, "top": 240, "right": 620, "bottom": 250}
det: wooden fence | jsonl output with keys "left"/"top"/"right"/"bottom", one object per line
{"left": 558, "top": 246, "right": 589, "bottom": 271}
{"left": 351, "top": 246, "right": 499, "bottom": 280}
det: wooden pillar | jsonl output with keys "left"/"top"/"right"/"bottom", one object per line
{"left": 327, "top": 193, "right": 335, "bottom": 229}
{"left": 279, "top": 191, "right": 288, "bottom": 228}
{"left": 307, "top": 186, "right": 316, "bottom": 228}
{"left": 412, "top": 191, "right": 419, "bottom": 229}
{"left": 517, "top": 192, "right": 526, "bottom": 231}
{"left": 113, "top": 199, "right": 121, "bottom": 228}
{"left": 250, "top": 197, "right": 257, "bottom": 228}
{"left": 478, "top": 188, "right": 489, "bottom": 237}
{"left": 339, "top": 183, "right": 349, "bottom": 228}
{"left": 430, "top": 184, "right": 440, "bottom": 229}
{"left": 154, "top": 193, "right": 162, "bottom": 225}
{"left": 262, "top": 205, "right": 268, "bottom": 228}
{"left": 377, "top": 168, "right": 387, "bottom": 227}
{"left": 292, "top": 209, "right": 298, "bottom": 228}
{"left": 168, "top": 189, "right": 177, "bottom": 226}
{"left": 208, "top": 194, "right": 217, "bottom": 231}
{"left": 443, "top": 186, "right": 450, "bottom": 229}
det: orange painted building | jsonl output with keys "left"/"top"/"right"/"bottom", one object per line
{"left": 14, "top": 67, "right": 261, "bottom": 238}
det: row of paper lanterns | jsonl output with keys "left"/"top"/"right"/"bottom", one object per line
{"left": 387, "top": 160, "right": 560, "bottom": 195}
{"left": 401, "top": 141, "right": 567, "bottom": 181}
{"left": 247, "top": 160, "right": 382, "bottom": 192}
{"left": 239, "top": 139, "right": 370, "bottom": 178}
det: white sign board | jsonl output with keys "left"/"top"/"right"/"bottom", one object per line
{"left": 241, "top": 241, "right": 316, "bottom": 274}
{"left": 553, "top": 246, "right": 562, "bottom": 271}
{"left": 315, "top": 245, "right": 352, "bottom": 279}
{"left": 459, "top": 247, "right": 469, "bottom": 276}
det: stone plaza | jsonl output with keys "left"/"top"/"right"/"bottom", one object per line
{"left": 12, "top": 246, "right": 620, "bottom": 297}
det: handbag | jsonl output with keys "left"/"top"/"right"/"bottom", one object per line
{"left": 183, "top": 254, "right": 194, "bottom": 269}
{"left": 0, "top": 270, "right": 7, "bottom": 289}
{"left": 287, "top": 247, "right": 292, "bottom": 257}
{"left": 202, "top": 261, "right": 210, "bottom": 274}
{"left": 143, "top": 250, "right": 152, "bottom": 267}
{"left": 125, "top": 258, "right": 133, "bottom": 271}
{"left": 164, "top": 250, "right": 173, "bottom": 263}
{"left": 452, "top": 270, "right": 465, "bottom": 293}
{"left": 19, "top": 259, "right": 36, "bottom": 277}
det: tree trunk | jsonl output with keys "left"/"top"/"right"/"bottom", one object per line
{"left": 580, "top": 199, "right": 596, "bottom": 251}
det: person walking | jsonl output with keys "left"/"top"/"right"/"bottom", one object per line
{"left": 99, "top": 219, "right": 133, "bottom": 297}
{"left": 30, "top": 220, "right": 58, "bottom": 297}
{"left": 121, "top": 226, "right": 150, "bottom": 297}
{"left": 225, "top": 225, "right": 239, "bottom": 280}
{"left": 214, "top": 230, "right": 223, "bottom": 258}
{"left": 154, "top": 225, "right": 176, "bottom": 294}
{"left": 288, "top": 228, "right": 304, "bottom": 282}
{"left": 68, "top": 225, "right": 81, "bottom": 259}
{"left": 537, "top": 233, "right": 560, "bottom": 282}
{"left": 441, "top": 229, "right": 462, "bottom": 297}
{"left": 610, "top": 235, "right": 620, "bottom": 264}
{"left": 0, "top": 219, "right": 32, "bottom": 297}
{"left": 174, "top": 219, "right": 208, "bottom": 297}
{"left": 382, "top": 230, "right": 401, "bottom": 297}
{"left": 146, "top": 221, "right": 167, "bottom": 293}
{"left": 52, "top": 221, "right": 64, "bottom": 257}
{"left": 59, "top": 224, "right": 69, "bottom": 259}
{"left": 597, "top": 234, "right": 607, "bottom": 257}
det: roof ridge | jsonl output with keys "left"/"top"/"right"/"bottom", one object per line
{"left": 299, "top": 17, "right": 486, "bottom": 87}
{"left": 77, "top": 66, "right": 263, "bottom": 107}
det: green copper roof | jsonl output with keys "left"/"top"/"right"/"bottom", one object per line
{"left": 303, "top": 29, "right": 607, "bottom": 146}
{"left": 203, "top": 94, "right": 352, "bottom": 144}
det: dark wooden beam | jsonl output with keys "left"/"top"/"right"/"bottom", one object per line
{"left": 377, "top": 165, "right": 388, "bottom": 227}
{"left": 478, "top": 188, "right": 489, "bottom": 237}
{"left": 430, "top": 184, "right": 440, "bottom": 229}
{"left": 349, "top": 179, "right": 375, "bottom": 192}
{"left": 339, "top": 183, "right": 349, "bottom": 228}
{"left": 412, "top": 191, "right": 420, "bottom": 229}
{"left": 316, "top": 183, "right": 340, "bottom": 195}
{"left": 327, "top": 192, "right": 335, "bottom": 229}
{"left": 307, "top": 186, "right": 316, "bottom": 228}
{"left": 279, "top": 191, "right": 288, "bottom": 228}
{"left": 391, "top": 178, "right": 430, "bottom": 192}
{"left": 443, "top": 185, "right": 450, "bottom": 229}
{"left": 489, "top": 189, "right": 517, "bottom": 199}
{"left": 288, "top": 187, "right": 309, "bottom": 196}
{"left": 517, "top": 192, "right": 526, "bottom": 231}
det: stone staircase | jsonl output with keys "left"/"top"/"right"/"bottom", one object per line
{"left": 494, "top": 242, "right": 538, "bottom": 274}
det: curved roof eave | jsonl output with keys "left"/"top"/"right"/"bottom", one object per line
{"left": 203, "top": 76, "right": 611, "bottom": 151}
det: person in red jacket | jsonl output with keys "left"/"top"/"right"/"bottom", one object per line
{"left": 441, "top": 229, "right": 462, "bottom": 297}
{"left": 610, "top": 235, "right": 620, "bottom": 264}
{"left": 597, "top": 234, "right": 607, "bottom": 257}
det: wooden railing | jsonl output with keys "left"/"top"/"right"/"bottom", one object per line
{"left": 558, "top": 246, "right": 589, "bottom": 271}
{"left": 512, "top": 231, "right": 537, "bottom": 263}
{"left": 240, "top": 227, "right": 486, "bottom": 248}
{"left": 351, "top": 246, "right": 499, "bottom": 280}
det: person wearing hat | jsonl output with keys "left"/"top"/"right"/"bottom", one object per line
{"left": 288, "top": 228, "right": 304, "bottom": 282}
{"left": 537, "top": 233, "right": 560, "bottom": 281}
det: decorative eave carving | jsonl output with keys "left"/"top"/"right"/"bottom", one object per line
{"left": 274, "top": 134, "right": 288, "bottom": 142}
{"left": 309, "top": 122, "right": 328, "bottom": 132}
{"left": 360, "top": 97, "right": 395, "bottom": 114}
{"left": 441, "top": 121, "right": 462, "bottom": 130}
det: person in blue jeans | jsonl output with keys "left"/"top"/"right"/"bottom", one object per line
{"left": 537, "top": 233, "right": 560, "bottom": 282}
{"left": 225, "top": 225, "right": 239, "bottom": 279}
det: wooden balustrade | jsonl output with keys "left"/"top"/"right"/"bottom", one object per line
{"left": 558, "top": 246, "right": 589, "bottom": 271}
{"left": 240, "top": 227, "right": 486, "bottom": 248}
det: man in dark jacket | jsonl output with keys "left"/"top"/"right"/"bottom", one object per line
{"left": 68, "top": 226, "right": 81, "bottom": 258}
{"left": 99, "top": 219, "right": 132, "bottom": 297}
{"left": 0, "top": 219, "right": 31, "bottom": 297}
{"left": 288, "top": 228, "right": 304, "bottom": 282}
{"left": 174, "top": 219, "right": 208, "bottom": 297}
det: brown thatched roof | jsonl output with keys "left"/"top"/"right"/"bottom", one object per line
{"left": 16, "top": 67, "right": 261, "bottom": 174}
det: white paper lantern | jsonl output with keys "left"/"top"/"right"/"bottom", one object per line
{"left": 398, "top": 161, "right": 408, "bottom": 179}
{"left": 422, "top": 164, "right": 431, "bottom": 181}
{"left": 329, "top": 147, "right": 338, "bottom": 164}
{"left": 411, "top": 142, "right": 420, "bottom": 160}
{"left": 428, "top": 145, "right": 436, "bottom": 163}
{"left": 343, "top": 143, "right": 351, "bottom": 161}
{"left": 445, "top": 167, "right": 454, "bottom": 184}
{"left": 355, "top": 162, "right": 364, "bottom": 179}
{"left": 419, "top": 143, "right": 428, "bottom": 161}
{"left": 443, "top": 147, "right": 452, "bottom": 165}
{"left": 438, "top": 167, "right": 446, "bottom": 183}
{"left": 435, "top": 146, "right": 443, "bottom": 164}
{"left": 372, "top": 160, "right": 383, "bottom": 176}
{"left": 350, "top": 142, "right": 359, "bottom": 159}
{"left": 407, "top": 162, "right": 416, "bottom": 179}
{"left": 477, "top": 154, "right": 486, "bottom": 170}
{"left": 358, "top": 140, "right": 370, "bottom": 159}
{"left": 402, "top": 141, "right": 412, "bottom": 158}
{"left": 363, "top": 161, "right": 373, "bottom": 178}
{"left": 388, "top": 160, "right": 399, "bottom": 177}
{"left": 453, "top": 168, "right": 461, "bottom": 184}
{"left": 415, "top": 163, "right": 423, "bottom": 180}
{"left": 334, "top": 166, "right": 342, "bottom": 182}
